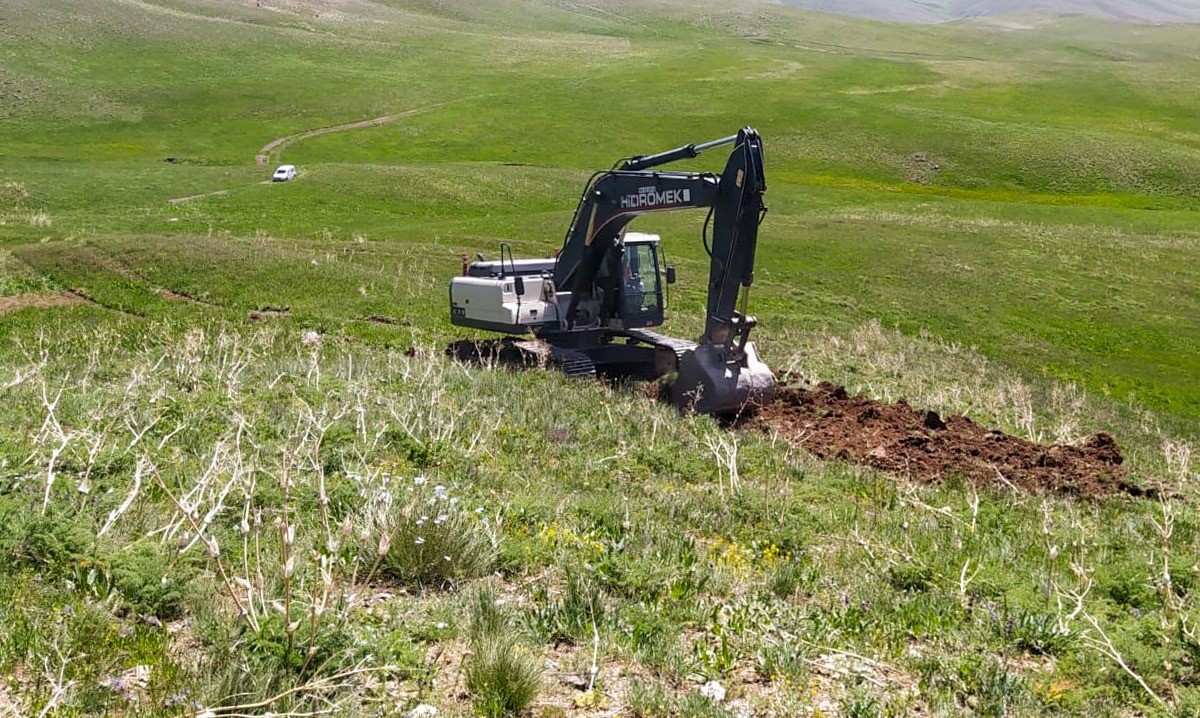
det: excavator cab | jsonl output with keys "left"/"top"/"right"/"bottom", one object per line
{"left": 617, "top": 236, "right": 664, "bottom": 329}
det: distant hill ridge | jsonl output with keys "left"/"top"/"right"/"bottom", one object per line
{"left": 769, "top": 0, "right": 1200, "bottom": 23}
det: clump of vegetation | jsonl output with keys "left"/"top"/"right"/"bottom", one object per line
{"left": 526, "top": 569, "right": 609, "bottom": 644}
{"left": 110, "top": 541, "right": 194, "bottom": 620}
{"left": 362, "top": 477, "right": 496, "bottom": 588}
{"left": 465, "top": 586, "right": 543, "bottom": 718}
{"left": 1004, "top": 609, "right": 1075, "bottom": 657}
{"left": 0, "top": 498, "right": 97, "bottom": 573}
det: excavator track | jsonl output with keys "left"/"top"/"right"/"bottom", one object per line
{"left": 624, "top": 328, "right": 697, "bottom": 367}
{"left": 549, "top": 346, "right": 597, "bottom": 379}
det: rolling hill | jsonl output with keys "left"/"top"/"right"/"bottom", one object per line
{"left": 1, "top": 1, "right": 1199, "bottom": 716}
{"left": 771, "top": 0, "right": 1200, "bottom": 23}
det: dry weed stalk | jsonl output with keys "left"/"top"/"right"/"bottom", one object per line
{"left": 1055, "top": 563, "right": 1168, "bottom": 708}
{"left": 704, "top": 431, "right": 740, "bottom": 499}
{"left": 34, "top": 646, "right": 73, "bottom": 718}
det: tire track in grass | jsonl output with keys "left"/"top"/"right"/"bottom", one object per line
{"left": 254, "top": 104, "right": 445, "bottom": 164}
{"left": 168, "top": 189, "right": 229, "bottom": 204}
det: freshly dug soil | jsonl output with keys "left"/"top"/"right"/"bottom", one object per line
{"left": 753, "top": 381, "right": 1148, "bottom": 499}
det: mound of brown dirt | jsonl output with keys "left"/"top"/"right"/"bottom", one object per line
{"left": 754, "top": 382, "right": 1148, "bottom": 499}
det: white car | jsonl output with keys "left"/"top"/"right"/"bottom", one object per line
{"left": 272, "top": 164, "right": 296, "bottom": 182}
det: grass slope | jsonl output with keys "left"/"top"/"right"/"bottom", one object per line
{"left": 0, "top": 0, "right": 1199, "bottom": 716}
{"left": 776, "top": 0, "right": 1200, "bottom": 24}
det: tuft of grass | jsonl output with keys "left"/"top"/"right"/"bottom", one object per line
{"left": 526, "top": 569, "right": 609, "bottom": 645}
{"left": 1005, "top": 610, "right": 1076, "bottom": 657}
{"left": 366, "top": 479, "right": 496, "bottom": 588}
{"left": 467, "top": 584, "right": 513, "bottom": 645}
{"left": 465, "top": 636, "right": 543, "bottom": 718}
{"left": 465, "top": 589, "right": 543, "bottom": 718}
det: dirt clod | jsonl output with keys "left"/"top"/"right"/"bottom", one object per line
{"left": 754, "top": 381, "right": 1145, "bottom": 499}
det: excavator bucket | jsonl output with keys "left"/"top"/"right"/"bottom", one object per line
{"left": 671, "top": 342, "right": 775, "bottom": 416}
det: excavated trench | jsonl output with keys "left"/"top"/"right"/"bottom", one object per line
{"left": 448, "top": 339, "right": 1146, "bottom": 499}
{"left": 749, "top": 381, "right": 1148, "bottom": 500}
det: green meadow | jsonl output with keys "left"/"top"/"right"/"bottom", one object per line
{"left": 1, "top": 0, "right": 1199, "bottom": 715}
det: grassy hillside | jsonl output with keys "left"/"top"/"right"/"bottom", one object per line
{"left": 775, "top": 0, "right": 1200, "bottom": 24}
{"left": 1, "top": 0, "right": 1199, "bottom": 716}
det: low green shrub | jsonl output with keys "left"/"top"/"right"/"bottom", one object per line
{"left": 239, "top": 612, "right": 354, "bottom": 678}
{"left": 0, "top": 496, "right": 97, "bottom": 574}
{"left": 1003, "top": 610, "right": 1075, "bottom": 657}
{"left": 110, "top": 541, "right": 195, "bottom": 620}
{"left": 887, "top": 563, "right": 934, "bottom": 593}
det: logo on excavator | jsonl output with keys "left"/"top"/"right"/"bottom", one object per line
{"left": 619, "top": 188, "right": 691, "bottom": 209}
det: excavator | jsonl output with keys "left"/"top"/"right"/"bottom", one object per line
{"left": 449, "top": 127, "right": 773, "bottom": 415}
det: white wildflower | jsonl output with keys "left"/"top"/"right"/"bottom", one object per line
{"left": 408, "top": 704, "right": 438, "bottom": 718}
{"left": 415, "top": 536, "right": 425, "bottom": 545}
{"left": 700, "top": 681, "right": 726, "bottom": 703}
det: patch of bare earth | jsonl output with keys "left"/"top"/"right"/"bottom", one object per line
{"left": 366, "top": 314, "right": 410, "bottom": 326}
{"left": 751, "top": 381, "right": 1146, "bottom": 499}
{"left": 248, "top": 307, "right": 290, "bottom": 322}
{"left": 0, "top": 292, "right": 87, "bottom": 315}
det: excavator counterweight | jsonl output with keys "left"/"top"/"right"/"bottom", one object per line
{"left": 450, "top": 128, "right": 774, "bottom": 416}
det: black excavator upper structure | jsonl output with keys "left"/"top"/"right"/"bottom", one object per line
{"left": 449, "top": 127, "right": 774, "bottom": 415}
